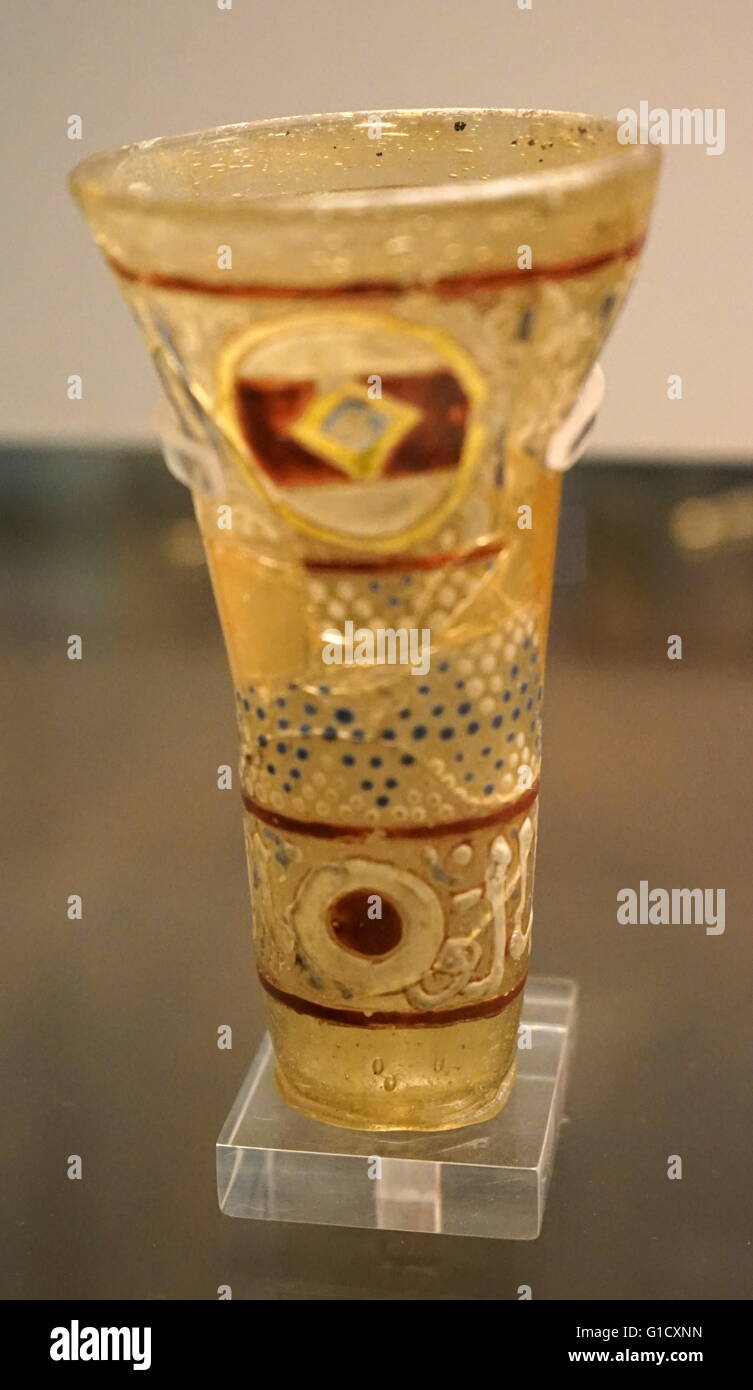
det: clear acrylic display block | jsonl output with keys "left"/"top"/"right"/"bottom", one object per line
{"left": 217, "top": 977, "right": 576, "bottom": 1240}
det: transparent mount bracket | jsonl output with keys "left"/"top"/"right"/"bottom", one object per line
{"left": 545, "top": 362, "right": 604, "bottom": 472}
{"left": 153, "top": 397, "right": 227, "bottom": 496}
{"left": 217, "top": 977, "right": 577, "bottom": 1241}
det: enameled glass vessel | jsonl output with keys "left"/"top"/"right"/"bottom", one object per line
{"left": 71, "top": 110, "right": 659, "bottom": 1129}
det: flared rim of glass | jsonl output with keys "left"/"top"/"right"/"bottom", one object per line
{"left": 69, "top": 108, "right": 661, "bottom": 221}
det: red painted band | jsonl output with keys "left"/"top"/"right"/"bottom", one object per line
{"left": 242, "top": 779, "right": 539, "bottom": 841}
{"left": 258, "top": 967, "right": 528, "bottom": 1027}
{"left": 303, "top": 538, "right": 504, "bottom": 574}
{"left": 108, "top": 234, "right": 644, "bottom": 301}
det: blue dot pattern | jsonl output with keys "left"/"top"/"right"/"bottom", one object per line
{"left": 235, "top": 613, "right": 542, "bottom": 823}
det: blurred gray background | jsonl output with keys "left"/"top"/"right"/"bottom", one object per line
{"left": 2, "top": 0, "right": 752, "bottom": 456}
